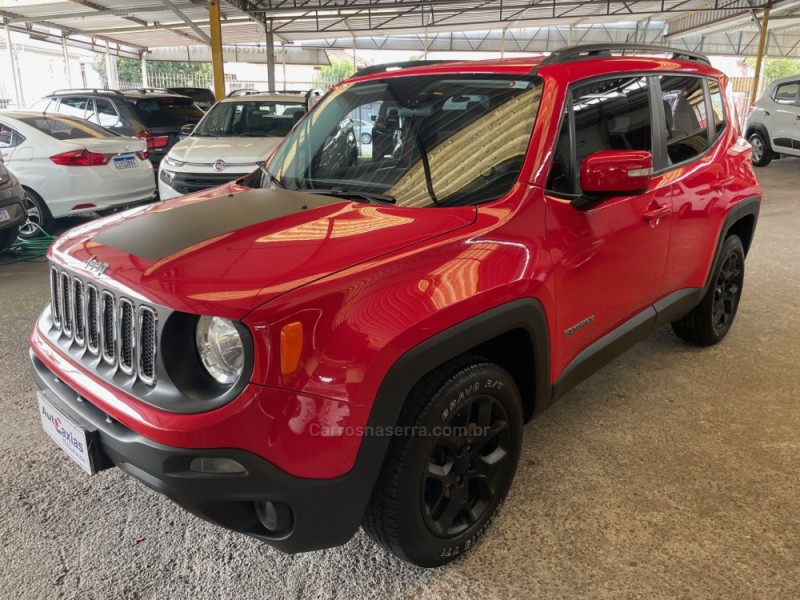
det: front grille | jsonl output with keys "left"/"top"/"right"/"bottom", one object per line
{"left": 101, "top": 291, "right": 116, "bottom": 364}
{"left": 118, "top": 299, "right": 135, "bottom": 374}
{"left": 61, "top": 272, "right": 72, "bottom": 337}
{"left": 73, "top": 278, "right": 85, "bottom": 346}
{"left": 171, "top": 172, "right": 237, "bottom": 194}
{"left": 49, "top": 266, "right": 158, "bottom": 386}
{"left": 86, "top": 284, "right": 99, "bottom": 354}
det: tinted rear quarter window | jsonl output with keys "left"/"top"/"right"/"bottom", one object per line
{"left": 707, "top": 79, "right": 727, "bottom": 140}
{"left": 131, "top": 96, "right": 204, "bottom": 127}
{"left": 20, "top": 116, "right": 112, "bottom": 140}
{"left": 659, "top": 75, "right": 709, "bottom": 165}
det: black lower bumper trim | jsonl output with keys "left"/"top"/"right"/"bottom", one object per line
{"left": 30, "top": 351, "right": 369, "bottom": 553}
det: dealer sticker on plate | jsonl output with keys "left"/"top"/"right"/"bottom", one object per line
{"left": 0, "top": 207, "right": 10, "bottom": 223}
{"left": 113, "top": 156, "right": 137, "bottom": 169}
{"left": 37, "top": 391, "right": 96, "bottom": 475}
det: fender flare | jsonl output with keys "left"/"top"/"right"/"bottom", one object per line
{"left": 744, "top": 122, "right": 773, "bottom": 152}
{"left": 329, "top": 298, "right": 552, "bottom": 539}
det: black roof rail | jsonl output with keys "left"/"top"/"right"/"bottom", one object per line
{"left": 540, "top": 43, "right": 711, "bottom": 66}
{"left": 353, "top": 60, "right": 454, "bottom": 78}
{"left": 49, "top": 88, "right": 126, "bottom": 97}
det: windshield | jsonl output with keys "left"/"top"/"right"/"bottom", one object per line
{"left": 194, "top": 100, "right": 307, "bottom": 137}
{"left": 261, "top": 74, "right": 542, "bottom": 208}
{"left": 18, "top": 115, "right": 113, "bottom": 139}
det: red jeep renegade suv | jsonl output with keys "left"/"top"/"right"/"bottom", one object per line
{"left": 30, "top": 44, "right": 761, "bottom": 567}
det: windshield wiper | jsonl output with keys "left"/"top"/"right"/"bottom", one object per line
{"left": 310, "top": 188, "right": 396, "bottom": 204}
{"left": 257, "top": 162, "right": 285, "bottom": 189}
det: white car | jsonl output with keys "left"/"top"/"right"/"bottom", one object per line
{"left": 745, "top": 75, "right": 800, "bottom": 166}
{"left": 0, "top": 111, "right": 155, "bottom": 237}
{"left": 158, "top": 93, "right": 309, "bottom": 200}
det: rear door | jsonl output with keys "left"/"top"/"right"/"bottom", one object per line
{"left": 545, "top": 75, "right": 672, "bottom": 376}
{"left": 768, "top": 80, "right": 800, "bottom": 156}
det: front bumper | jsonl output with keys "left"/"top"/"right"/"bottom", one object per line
{"left": 30, "top": 349, "right": 372, "bottom": 553}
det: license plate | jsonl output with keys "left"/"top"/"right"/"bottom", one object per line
{"left": 0, "top": 207, "right": 9, "bottom": 223}
{"left": 113, "top": 156, "right": 137, "bottom": 170}
{"left": 37, "top": 390, "right": 97, "bottom": 475}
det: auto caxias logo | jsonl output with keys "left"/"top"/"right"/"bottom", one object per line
{"left": 41, "top": 405, "right": 85, "bottom": 454}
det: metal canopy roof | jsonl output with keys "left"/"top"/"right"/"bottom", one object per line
{"left": 1, "top": 0, "right": 800, "bottom": 58}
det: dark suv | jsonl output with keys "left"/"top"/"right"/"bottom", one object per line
{"left": 31, "top": 89, "right": 204, "bottom": 165}
{"left": 31, "top": 44, "right": 760, "bottom": 568}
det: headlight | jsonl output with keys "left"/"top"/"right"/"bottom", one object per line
{"left": 195, "top": 316, "right": 245, "bottom": 385}
{"left": 164, "top": 154, "right": 184, "bottom": 167}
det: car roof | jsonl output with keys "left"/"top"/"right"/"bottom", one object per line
{"left": 765, "top": 75, "right": 800, "bottom": 88}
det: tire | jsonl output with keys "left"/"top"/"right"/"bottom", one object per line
{"left": 360, "top": 132, "right": 372, "bottom": 144}
{"left": 362, "top": 355, "right": 523, "bottom": 567}
{"left": 672, "top": 235, "right": 746, "bottom": 346}
{"left": 18, "top": 188, "right": 54, "bottom": 239}
{"left": 748, "top": 131, "right": 773, "bottom": 167}
{"left": 0, "top": 224, "right": 19, "bottom": 252}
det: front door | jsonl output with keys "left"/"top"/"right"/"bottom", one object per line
{"left": 544, "top": 75, "right": 671, "bottom": 378}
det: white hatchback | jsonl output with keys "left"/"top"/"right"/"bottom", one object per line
{"left": 158, "top": 93, "right": 309, "bottom": 200}
{"left": 745, "top": 76, "right": 800, "bottom": 166}
{"left": 0, "top": 112, "right": 156, "bottom": 237}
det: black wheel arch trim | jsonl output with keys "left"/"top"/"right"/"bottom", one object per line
{"left": 702, "top": 196, "right": 759, "bottom": 299}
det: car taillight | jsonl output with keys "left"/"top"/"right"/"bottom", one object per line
{"left": 49, "top": 149, "right": 110, "bottom": 166}
{"left": 136, "top": 150, "right": 149, "bottom": 161}
{"left": 134, "top": 130, "right": 169, "bottom": 150}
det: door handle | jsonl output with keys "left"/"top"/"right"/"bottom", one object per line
{"left": 764, "top": 110, "right": 770, "bottom": 117}
{"left": 642, "top": 203, "right": 672, "bottom": 223}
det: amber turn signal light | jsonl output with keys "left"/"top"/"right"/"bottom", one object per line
{"left": 280, "top": 321, "right": 303, "bottom": 375}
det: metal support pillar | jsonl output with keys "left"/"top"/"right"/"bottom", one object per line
{"left": 61, "top": 33, "right": 72, "bottom": 87}
{"left": 751, "top": 5, "right": 771, "bottom": 104}
{"left": 209, "top": 0, "right": 225, "bottom": 99}
{"left": 141, "top": 53, "right": 149, "bottom": 88}
{"left": 266, "top": 26, "right": 276, "bottom": 93}
{"left": 4, "top": 20, "right": 23, "bottom": 107}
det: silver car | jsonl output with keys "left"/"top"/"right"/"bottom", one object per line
{"left": 745, "top": 75, "right": 800, "bottom": 166}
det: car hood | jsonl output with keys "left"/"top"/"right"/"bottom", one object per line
{"left": 49, "top": 183, "right": 477, "bottom": 319}
{"left": 167, "top": 135, "right": 284, "bottom": 167}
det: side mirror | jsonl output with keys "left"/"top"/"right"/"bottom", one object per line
{"left": 578, "top": 150, "right": 652, "bottom": 202}
{"left": 181, "top": 123, "right": 196, "bottom": 135}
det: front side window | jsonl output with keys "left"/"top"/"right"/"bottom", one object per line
{"left": 773, "top": 82, "right": 799, "bottom": 104}
{"left": 659, "top": 75, "right": 709, "bottom": 165}
{"left": 194, "top": 100, "right": 307, "bottom": 138}
{"left": 547, "top": 76, "right": 651, "bottom": 195}
{"left": 264, "top": 74, "right": 542, "bottom": 208}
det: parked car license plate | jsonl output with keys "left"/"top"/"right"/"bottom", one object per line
{"left": 113, "top": 156, "right": 137, "bottom": 170}
{"left": 0, "top": 207, "right": 10, "bottom": 223}
{"left": 37, "top": 390, "right": 97, "bottom": 475}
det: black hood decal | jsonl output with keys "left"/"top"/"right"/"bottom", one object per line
{"left": 92, "top": 188, "right": 341, "bottom": 261}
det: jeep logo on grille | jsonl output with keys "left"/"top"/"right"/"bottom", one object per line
{"left": 84, "top": 255, "right": 110, "bottom": 276}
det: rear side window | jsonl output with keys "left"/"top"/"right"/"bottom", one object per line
{"left": 773, "top": 82, "right": 799, "bottom": 104}
{"left": 707, "top": 79, "right": 727, "bottom": 140}
{"left": 0, "top": 122, "right": 25, "bottom": 148}
{"left": 131, "top": 96, "right": 204, "bottom": 127}
{"left": 56, "top": 96, "right": 90, "bottom": 119}
{"left": 546, "top": 76, "right": 652, "bottom": 195}
{"left": 659, "top": 76, "right": 709, "bottom": 165}
{"left": 88, "top": 98, "right": 121, "bottom": 128}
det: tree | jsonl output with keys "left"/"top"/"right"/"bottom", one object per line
{"left": 744, "top": 57, "right": 800, "bottom": 84}
{"left": 93, "top": 57, "right": 212, "bottom": 85}
{"left": 313, "top": 57, "right": 355, "bottom": 87}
